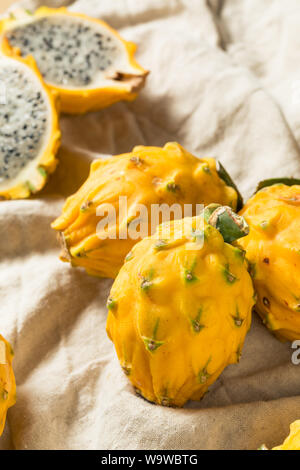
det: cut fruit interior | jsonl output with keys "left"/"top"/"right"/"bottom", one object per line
{"left": 1, "top": 7, "right": 149, "bottom": 114}
{"left": 0, "top": 54, "right": 60, "bottom": 199}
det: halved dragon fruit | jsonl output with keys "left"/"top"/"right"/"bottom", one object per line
{"left": 0, "top": 54, "right": 60, "bottom": 199}
{"left": 0, "top": 7, "right": 149, "bottom": 114}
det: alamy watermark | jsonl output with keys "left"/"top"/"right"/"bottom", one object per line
{"left": 95, "top": 197, "right": 205, "bottom": 248}
{"left": 291, "top": 340, "right": 300, "bottom": 365}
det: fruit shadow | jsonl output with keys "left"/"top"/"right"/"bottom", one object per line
{"left": 13, "top": 267, "right": 112, "bottom": 385}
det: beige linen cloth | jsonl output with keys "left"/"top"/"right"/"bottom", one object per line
{"left": 1, "top": 0, "right": 300, "bottom": 450}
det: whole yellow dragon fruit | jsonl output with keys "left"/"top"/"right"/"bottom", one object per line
{"left": 106, "top": 204, "right": 254, "bottom": 407}
{"left": 52, "top": 142, "right": 241, "bottom": 279}
{"left": 239, "top": 179, "right": 300, "bottom": 341}
{"left": 0, "top": 335, "right": 16, "bottom": 436}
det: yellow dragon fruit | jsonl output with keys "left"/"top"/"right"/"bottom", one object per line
{"left": 0, "top": 335, "right": 16, "bottom": 437}
{"left": 0, "top": 54, "right": 60, "bottom": 200}
{"left": 106, "top": 204, "right": 254, "bottom": 407}
{"left": 51, "top": 142, "right": 241, "bottom": 279}
{"left": 0, "top": 7, "right": 148, "bottom": 114}
{"left": 239, "top": 179, "right": 300, "bottom": 341}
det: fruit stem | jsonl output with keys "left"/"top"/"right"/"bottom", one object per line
{"left": 204, "top": 204, "right": 249, "bottom": 243}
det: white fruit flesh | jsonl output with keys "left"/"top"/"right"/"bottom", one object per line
{"left": 0, "top": 57, "right": 52, "bottom": 192}
{"left": 5, "top": 14, "right": 141, "bottom": 90}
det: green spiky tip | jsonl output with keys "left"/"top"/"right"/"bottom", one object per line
{"left": 204, "top": 204, "right": 249, "bottom": 243}
{"left": 125, "top": 251, "right": 133, "bottom": 261}
{"left": 130, "top": 156, "right": 144, "bottom": 166}
{"left": 121, "top": 364, "right": 132, "bottom": 376}
{"left": 142, "top": 337, "right": 164, "bottom": 352}
{"left": 223, "top": 264, "right": 237, "bottom": 284}
{"left": 154, "top": 239, "right": 168, "bottom": 251}
{"left": 140, "top": 270, "right": 154, "bottom": 292}
{"left": 202, "top": 163, "right": 211, "bottom": 174}
{"left": 107, "top": 297, "right": 117, "bottom": 310}
{"left": 248, "top": 261, "right": 256, "bottom": 279}
{"left": 236, "top": 346, "right": 242, "bottom": 362}
{"left": 234, "top": 247, "right": 246, "bottom": 261}
{"left": 198, "top": 368, "right": 210, "bottom": 384}
{"left": 294, "top": 297, "right": 300, "bottom": 312}
{"left": 259, "top": 220, "right": 269, "bottom": 230}
{"left": 140, "top": 279, "right": 153, "bottom": 291}
{"left": 26, "top": 181, "right": 36, "bottom": 194}
{"left": 166, "top": 182, "right": 180, "bottom": 192}
{"left": 160, "top": 397, "right": 171, "bottom": 407}
{"left": 191, "top": 228, "right": 204, "bottom": 242}
{"left": 38, "top": 167, "right": 48, "bottom": 178}
{"left": 191, "top": 308, "right": 204, "bottom": 333}
{"left": 217, "top": 161, "right": 243, "bottom": 211}
{"left": 184, "top": 269, "right": 198, "bottom": 284}
{"left": 80, "top": 200, "right": 92, "bottom": 212}
{"left": 256, "top": 177, "right": 300, "bottom": 193}
{"left": 198, "top": 358, "right": 211, "bottom": 384}
{"left": 232, "top": 308, "right": 244, "bottom": 327}
{"left": 191, "top": 319, "right": 205, "bottom": 333}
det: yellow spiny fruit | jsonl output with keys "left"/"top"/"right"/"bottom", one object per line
{"left": 239, "top": 181, "right": 300, "bottom": 341}
{"left": 0, "top": 335, "right": 16, "bottom": 437}
{"left": 106, "top": 205, "right": 254, "bottom": 407}
{"left": 51, "top": 142, "right": 240, "bottom": 279}
{"left": 0, "top": 54, "right": 60, "bottom": 200}
{"left": 273, "top": 420, "right": 300, "bottom": 450}
{"left": 0, "top": 7, "right": 148, "bottom": 114}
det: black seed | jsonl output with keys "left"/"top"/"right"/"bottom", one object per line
{"left": 6, "top": 16, "right": 120, "bottom": 87}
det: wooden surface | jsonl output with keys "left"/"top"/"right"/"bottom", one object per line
{"left": 0, "top": 0, "right": 16, "bottom": 14}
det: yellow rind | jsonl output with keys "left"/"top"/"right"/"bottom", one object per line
{"left": 0, "top": 52, "right": 61, "bottom": 200}
{"left": 0, "top": 334, "right": 16, "bottom": 437}
{"left": 106, "top": 215, "right": 254, "bottom": 407}
{"left": 239, "top": 184, "right": 300, "bottom": 341}
{"left": 0, "top": 7, "right": 149, "bottom": 114}
{"left": 51, "top": 142, "right": 239, "bottom": 279}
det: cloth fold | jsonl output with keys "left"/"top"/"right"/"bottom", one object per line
{"left": 1, "top": 0, "right": 300, "bottom": 450}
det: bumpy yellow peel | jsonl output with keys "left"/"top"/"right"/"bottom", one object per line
{"left": 52, "top": 142, "right": 239, "bottom": 279}
{"left": 239, "top": 184, "right": 300, "bottom": 341}
{"left": 106, "top": 214, "right": 254, "bottom": 407}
